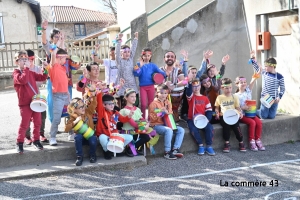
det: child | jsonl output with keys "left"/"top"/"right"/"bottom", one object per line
{"left": 115, "top": 32, "right": 139, "bottom": 108}
{"left": 235, "top": 75, "right": 265, "bottom": 151}
{"left": 149, "top": 84, "right": 185, "bottom": 160}
{"left": 13, "top": 50, "right": 48, "bottom": 153}
{"left": 250, "top": 50, "right": 285, "bottom": 119}
{"left": 25, "top": 49, "right": 48, "bottom": 144}
{"left": 199, "top": 74, "right": 220, "bottom": 124}
{"left": 119, "top": 88, "right": 151, "bottom": 155}
{"left": 215, "top": 78, "right": 246, "bottom": 153}
{"left": 48, "top": 48, "right": 70, "bottom": 146}
{"left": 186, "top": 78, "right": 215, "bottom": 155}
{"left": 64, "top": 85, "right": 98, "bottom": 166}
{"left": 96, "top": 92, "right": 134, "bottom": 160}
{"left": 133, "top": 48, "right": 166, "bottom": 118}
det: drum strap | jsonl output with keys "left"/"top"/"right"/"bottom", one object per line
{"left": 19, "top": 70, "right": 37, "bottom": 95}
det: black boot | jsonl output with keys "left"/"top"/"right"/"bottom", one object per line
{"left": 90, "top": 155, "right": 97, "bottom": 163}
{"left": 16, "top": 143, "right": 24, "bottom": 154}
{"left": 103, "top": 150, "right": 112, "bottom": 160}
{"left": 75, "top": 156, "right": 83, "bottom": 166}
{"left": 125, "top": 146, "right": 134, "bottom": 157}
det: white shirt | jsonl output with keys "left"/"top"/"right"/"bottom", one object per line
{"left": 103, "top": 59, "right": 118, "bottom": 85}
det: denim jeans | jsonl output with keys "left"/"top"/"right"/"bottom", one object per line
{"left": 99, "top": 133, "right": 133, "bottom": 152}
{"left": 257, "top": 102, "right": 278, "bottom": 119}
{"left": 49, "top": 93, "right": 69, "bottom": 138}
{"left": 75, "top": 134, "right": 97, "bottom": 157}
{"left": 187, "top": 119, "right": 213, "bottom": 146}
{"left": 153, "top": 125, "right": 185, "bottom": 152}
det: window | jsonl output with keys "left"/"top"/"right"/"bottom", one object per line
{"left": 0, "top": 13, "right": 4, "bottom": 44}
{"left": 74, "top": 24, "right": 86, "bottom": 36}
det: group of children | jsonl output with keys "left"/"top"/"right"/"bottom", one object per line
{"left": 13, "top": 25, "right": 285, "bottom": 165}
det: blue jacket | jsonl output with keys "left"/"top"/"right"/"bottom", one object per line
{"left": 133, "top": 62, "right": 166, "bottom": 86}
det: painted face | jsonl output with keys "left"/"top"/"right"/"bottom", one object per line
{"left": 207, "top": 67, "right": 217, "bottom": 78}
{"left": 125, "top": 92, "right": 136, "bottom": 105}
{"left": 237, "top": 79, "right": 247, "bottom": 90}
{"left": 74, "top": 101, "right": 85, "bottom": 115}
{"left": 89, "top": 65, "right": 99, "bottom": 78}
{"left": 157, "top": 88, "right": 169, "bottom": 101}
{"left": 142, "top": 51, "right": 152, "bottom": 63}
{"left": 121, "top": 48, "right": 131, "bottom": 60}
{"left": 103, "top": 101, "right": 115, "bottom": 111}
{"left": 221, "top": 85, "right": 233, "bottom": 95}
{"left": 192, "top": 84, "right": 201, "bottom": 93}
{"left": 164, "top": 52, "right": 176, "bottom": 66}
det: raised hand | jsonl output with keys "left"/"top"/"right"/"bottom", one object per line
{"left": 41, "top": 20, "right": 48, "bottom": 30}
{"left": 222, "top": 54, "right": 230, "bottom": 64}
{"left": 139, "top": 57, "right": 144, "bottom": 67}
{"left": 118, "top": 33, "right": 123, "bottom": 39}
{"left": 180, "top": 49, "right": 188, "bottom": 60}
{"left": 94, "top": 44, "right": 100, "bottom": 50}
{"left": 134, "top": 32, "right": 138, "bottom": 39}
{"left": 250, "top": 50, "right": 255, "bottom": 58}
{"left": 120, "top": 78, "right": 125, "bottom": 87}
{"left": 203, "top": 50, "right": 213, "bottom": 59}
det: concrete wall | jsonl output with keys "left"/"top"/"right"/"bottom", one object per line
{"left": 0, "top": 0, "right": 37, "bottom": 43}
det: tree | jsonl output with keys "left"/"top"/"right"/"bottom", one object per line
{"left": 101, "top": 0, "right": 117, "bottom": 20}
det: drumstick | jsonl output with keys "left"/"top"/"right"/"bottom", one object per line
{"left": 226, "top": 114, "right": 238, "bottom": 118}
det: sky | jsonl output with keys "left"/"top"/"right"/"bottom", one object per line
{"left": 37, "top": 0, "right": 111, "bottom": 12}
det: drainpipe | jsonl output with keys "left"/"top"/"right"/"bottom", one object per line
{"left": 260, "top": 15, "right": 267, "bottom": 64}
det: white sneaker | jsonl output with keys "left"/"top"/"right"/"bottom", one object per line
{"left": 68, "top": 134, "right": 75, "bottom": 141}
{"left": 49, "top": 138, "right": 57, "bottom": 146}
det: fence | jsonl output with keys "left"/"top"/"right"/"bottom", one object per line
{"left": 0, "top": 38, "right": 110, "bottom": 72}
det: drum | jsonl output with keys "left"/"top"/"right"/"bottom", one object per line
{"left": 170, "top": 86, "right": 185, "bottom": 122}
{"left": 245, "top": 100, "right": 257, "bottom": 118}
{"left": 61, "top": 105, "right": 69, "bottom": 118}
{"left": 30, "top": 94, "right": 47, "bottom": 112}
{"left": 193, "top": 114, "right": 209, "bottom": 129}
{"left": 260, "top": 94, "right": 274, "bottom": 108}
{"left": 152, "top": 73, "right": 164, "bottom": 84}
{"left": 107, "top": 133, "right": 125, "bottom": 153}
{"left": 163, "top": 114, "right": 177, "bottom": 130}
{"left": 223, "top": 109, "right": 240, "bottom": 125}
{"left": 69, "top": 55, "right": 81, "bottom": 70}
{"left": 73, "top": 120, "right": 95, "bottom": 140}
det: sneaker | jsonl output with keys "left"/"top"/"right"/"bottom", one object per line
{"left": 68, "top": 134, "right": 75, "bottom": 141}
{"left": 40, "top": 134, "right": 49, "bottom": 143}
{"left": 197, "top": 146, "right": 205, "bottom": 155}
{"left": 103, "top": 150, "right": 112, "bottom": 160}
{"left": 223, "top": 143, "right": 230, "bottom": 153}
{"left": 24, "top": 137, "right": 32, "bottom": 145}
{"left": 75, "top": 156, "right": 83, "bottom": 166}
{"left": 16, "top": 143, "right": 24, "bottom": 154}
{"left": 255, "top": 139, "right": 266, "bottom": 151}
{"left": 164, "top": 151, "right": 177, "bottom": 160}
{"left": 249, "top": 139, "right": 258, "bottom": 151}
{"left": 205, "top": 146, "right": 216, "bottom": 156}
{"left": 32, "top": 140, "right": 43, "bottom": 150}
{"left": 136, "top": 147, "right": 144, "bottom": 155}
{"left": 90, "top": 155, "right": 97, "bottom": 163}
{"left": 172, "top": 148, "right": 183, "bottom": 158}
{"left": 239, "top": 142, "right": 247, "bottom": 152}
{"left": 125, "top": 146, "right": 134, "bottom": 157}
{"left": 49, "top": 138, "right": 57, "bottom": 146}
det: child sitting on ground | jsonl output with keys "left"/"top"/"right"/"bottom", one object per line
{"left": 149, "top": 84, "right": 185, "bottom": 160}
{"left": 65, "top": 84, "right": 98, "bottom": 166}
{"left": 215, "top": 78, "right": 246, "bottom": 153}
{"left": 186, "top": 78, "right": 215, "bottom": 156}
{"left": 13, "top": 50, "right": 48, "bottom": 153}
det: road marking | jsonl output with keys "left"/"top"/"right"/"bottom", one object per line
{"left": 21, "top": 158, "right": 300, "bottom": 199}
{"left": 264, "top": 191, "right": 300, "bottom": 200}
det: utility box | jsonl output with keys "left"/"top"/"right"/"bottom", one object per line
{"left": 256, "top": 32, "right": 271, "bottom": 50}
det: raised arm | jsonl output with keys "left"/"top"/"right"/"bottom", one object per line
{"left": 92, "top": 44, "right": 104, "bottom": 64}
{"left": 130, "top": 32, "right": 138, "bottom": 59}
{"left": 197, "top": 50, "right": 213, "bottom": 79}
{"left": 115, "top": 33, "right": 122, "bottom": 66}
{"left": 41, "top": 20, "right": 48, "bottom": 45}
{"left": 219, "top": 54, "right": 230, "bottom": 78}
{"left": 180, "top": 49, "right": 188, "bottom": 77}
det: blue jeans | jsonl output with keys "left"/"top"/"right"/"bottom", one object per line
{"left": 75, "top": 134, "right": 97, "bottom": 157}
{"left": 187, "top": 119, "right": 213, "bottom": 146}
{"left": 99, "top": 134, "right": 133, "bottom": 152}
{"left": 49, "top": 93, "right": 69, "bottom": 138}
{"left": 257, "top": 102, "right": 278, "bottom": 119}
{"left": 153, "top": 125, "right": 185, "bottom": 152}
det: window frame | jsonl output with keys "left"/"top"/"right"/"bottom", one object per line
{"left": 74, "top": 23, "right": 86, "bottom": 36}
{"left": 0, "top": 13, "right": 4, "bottom": 45}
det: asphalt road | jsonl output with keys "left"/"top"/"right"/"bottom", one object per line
{"left": 0, "top": 141, "right": 299, "bottom": 200}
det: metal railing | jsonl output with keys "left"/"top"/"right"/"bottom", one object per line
{"left": 0, "top": 38, "right": 110, "bottom": 71}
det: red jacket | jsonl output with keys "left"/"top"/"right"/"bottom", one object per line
{"left": 13, "top": 67, "right": 48, "bottom": 106}
{"left": 96, "top": 92, "right": 130, "bottom": 137}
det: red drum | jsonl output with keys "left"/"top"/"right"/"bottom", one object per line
{"left": 152, "top": 73, "right": 164, "bottom": 84}
{"left": 170, "top": 86, "right": 185, "bottom": 122}
{"left": 163, "top": 114, "right": 177, "bottom": 130}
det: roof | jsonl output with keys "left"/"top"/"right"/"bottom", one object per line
{"left": 41, "top": 6, "right": 116, "bottom": 24}
{"left": 19, "top": 0, "right": 42, "bottom": 23}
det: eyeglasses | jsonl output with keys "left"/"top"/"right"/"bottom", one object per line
{"left": 18, "top": 58, "right": 28, "bottom": 62}
{"left": 53, "top": 36, "right": 60, "bottom": 39}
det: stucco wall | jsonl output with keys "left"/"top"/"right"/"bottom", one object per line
{"left": 0, "top": 0, "right": 37, "bottom": 43}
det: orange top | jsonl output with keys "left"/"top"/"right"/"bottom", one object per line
{"left": 149, "top": 98, "right": 173, "bottom": 127}
{"left": 49, "top": 63, "right": 68, "bottom": 93}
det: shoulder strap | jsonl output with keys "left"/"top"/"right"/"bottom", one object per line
{"left": 19, "top": 69, "right": 37, "bottom": 95}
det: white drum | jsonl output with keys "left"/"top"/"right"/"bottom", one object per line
{"left": 193, "top": 114, "right": 209, "bottom": 129}
{"left": 223, "top": 109, "right": 240, "bottom": 125}
{"left": 107, "top": 133, "right": 125, "bottom": 153}
{"left": 30, "top": 94, "right": 47, "bottom": 112}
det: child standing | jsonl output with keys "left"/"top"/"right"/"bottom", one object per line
{"left": 48, "top": 48, "right": 70, "bottom": 146}
{"left": 133, "top": 48, "right": 166, "bottom": 118}
{"left": 235, "top": 75, "right": 265, "bottom": 151}
{"left": 65, "top": 85, "right": 98, "bottom": 166}
{"left": 149, "top": 84, "right": 185, "bottom": 160}
{"left": 96, "top": 92, "right": 134, "bottom": 160}
{"left": 250, "top": 50, "right": 285, "bottom": 119}
{"left": 13, "top": 51, "right": 48, "bottom": 153}
{"left": 215, "top": 78, "right": 246, "bottom": 153}
{"left": 115, "top": 32, "right": 139, "bottom": 108}
{"left": 119, "top": 88, "right": 151, "bottom": 155}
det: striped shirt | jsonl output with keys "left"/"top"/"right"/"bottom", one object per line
{"left": 251, "top": 59, "right": 285, "bottom": 99}
{"left": 160, "top": 66, "right": 183, "bottom": 84}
